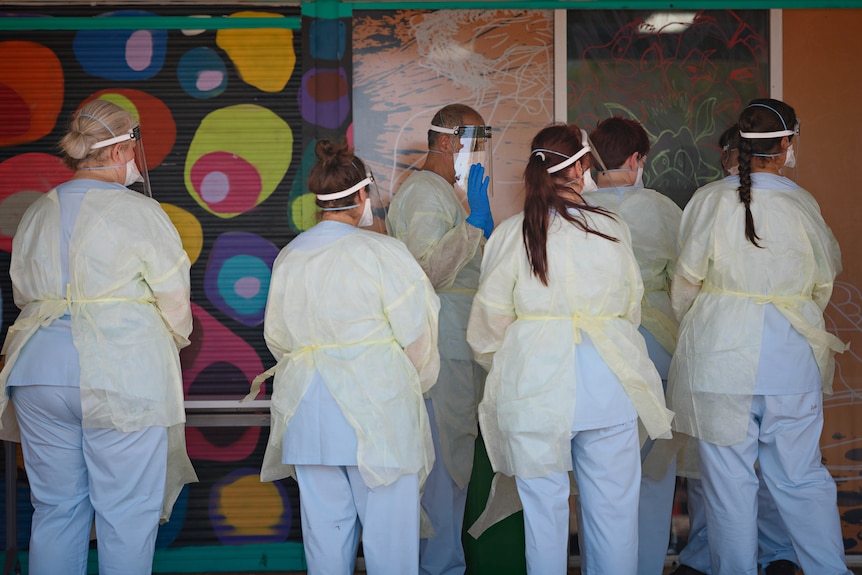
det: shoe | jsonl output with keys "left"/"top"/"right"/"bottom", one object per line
{"left": 669, "top": 565, "right": 708, "bottom": 575}
{"left": 764, "top": 560, "right": 798, "bottom": 575}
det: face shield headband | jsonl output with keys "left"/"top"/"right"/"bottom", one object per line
{"left": 428, "top": 124, "right": 493, "bottom": 140}
{"left": 80, "top": 117, "right": 153, "bottom": 197}
{"left": 317, "top": 173, "right": 383, "bottom": 230}
{"left": 738, "top": 103, "right": 800, "bottom": 140}
{"left": 739, "top": 104, "right": 801, "bottom": 175}
{"left": 316, "top": 176, "right": 373, "bottom": 203}
{"left": 430, "top": 123, "right": 494, "bottom": 203}
{"left": 532, "top": 145, "right": 591, "bottom": 174}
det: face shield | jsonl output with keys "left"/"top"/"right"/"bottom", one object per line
{"left": 579, "top": 128, "right": 599, "bottom": 193}
{"left": 722, "top": 143, "right": 740, "bottom": 176}
{"left": 90, "top": 125, "right": 152, "bottom": 197}
{"left": 359, "top": 170, "right": 386, "bottom": 233}
{"left": 430, "top": 124, "right": 493, "bottom": 204}
{"left": 316, "top": 170, "right": 386, "bottom": 233}
{"left": 740, "top": 112, "right": 801, "bottom": 178}
{"left": 541, "top": 142, "right": 592, "bottom": 193}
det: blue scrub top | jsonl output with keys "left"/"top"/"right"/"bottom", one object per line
{"left": 8, "top": 179, "right": 127, "bottom": 388}
{"left": 724, "top": 173, "right": 820, "bottom": 395}
{"left": 278, "top": 220, "right": 361, "bottom": 465}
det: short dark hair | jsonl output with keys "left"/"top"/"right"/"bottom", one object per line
{"left": 589, "top": 117, "right": 650, "bottom": 170}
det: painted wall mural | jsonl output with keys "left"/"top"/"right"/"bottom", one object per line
{"left": 0, "top": 6, "right": 306, "bottom": 570}
{"left": 352, "top": 10, "right": 553, "bottom": 570}
{"left": 567, "top": 10, "right": 770, "bottom": 207}
{"left": 3, "top": 5, "right": 858, "bottom": 568}
{"left": 823, "top": 281, "right": 862, "bottom": 552}
{"left": 567, "top": 9, "right": 862, "bottom": 554}
{"left": 353, "top": 9, "right": 556, "bottom": 226}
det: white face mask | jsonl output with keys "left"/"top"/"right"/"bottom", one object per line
{"left": 634, "top": 166, "right": 644, "bottom": 189}
{"left": 581, "top": 169, "right": 598, "bottom": 193}
{"left": 357, "top": 197, "right": 373, "bottom": 227}
{"left": 784, "top": 144, "right": 796, "bottom": 169}
{"left": 453, "top": 150, "right": 471, "bottom": 186}
{"left": 125, "top": 158, "right": 143, "bottom": 187}
{"left": 727, "top": 165, "right": 739, "bottom": 176}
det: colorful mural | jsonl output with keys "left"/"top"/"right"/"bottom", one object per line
{"left": 289, "top": 12, "right": 354, "bottom": 235}
{"left": 3, "top": 5, "right": 858, "bottom": 569}
{"left": 0, "top": 6, "right": 305, "bottom": 570}
{"left": 823, "top": 281, "right": 862, "bottom": 552}
{"left": 567, "top": 9, "right": 862, "bottom": 554}
{"left": 353, "top": 9, "right": 556, "bottom": 225}
{"left": 352, "top": 9, "right": 554, "bottom": 571}
{"left": 567, "top": 10, "right": 770, "bottom": 207}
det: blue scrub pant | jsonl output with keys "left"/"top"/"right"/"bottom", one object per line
{"left": 637, "top": 435, "right": 677, "bottom": 575}
{"left": 678, "top": 477, "right": 711, "bottom": 573}
{"left": 680, "top": 474, "right": 797, "bottom": 574}
{"left": 419, "top": 398, "right": 468, "bottom": 575}
{"left": 12, "top": 385, "right": 167, "bottom": 575}
{"left": 517, "top": 419, "right": 640, "bottom": 575}
{"left": 698, "top": 392, "right": 850, "bottom": 575}
{"left": 295, "top": 465, "right": 420, "bottom": 575}
{"left": 637, "top": 371, "right": 677, "bottom": 575}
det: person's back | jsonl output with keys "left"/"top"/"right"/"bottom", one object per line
{"left": 10, "top": 186, "right": 189, "bottom": 420}
{"left": 385, "top": 104, "right": 493, "bottom": 575}
{"left": 584, "top": 116, "right": 681, "bottom": 575}
{"left": 0, "top": 98, "right": 193, "bottom": 575}
{"left": 669, "top": 98, "right": 849, "bottom": 575}
{"left": 387, "top": 170, "right": 481, "bottom": 292}
{"left": 586, "top": 117, "right": 680, "bottom": 349}
{"left": 670, "top": 123, "right": 804, "bottom": 575}
{"left": 684, "top": 175, "right": 838, "bottom": 297}
{"left": 583, "top": 187, "right": 679, "bottom": 292}
{"left": 268, "top": 224, "right": 435, "bottom": 370}
{"left": 260, "top": 140, "right": 440, "bottom": 575}
{"left": 489, "top": 211, "right": 638, "bottom": 320}
{"left": 468, "top": 124, "right": 672, "bottom": 575}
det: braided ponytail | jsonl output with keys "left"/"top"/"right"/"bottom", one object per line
{"left": 736, "top": 98, "right": 796, "bottom": 247}
{"left": 736, "top": 136, "right": 761, "bottom": 247}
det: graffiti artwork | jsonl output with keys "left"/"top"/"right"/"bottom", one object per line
{"left": 0, "top": 6, "right": 306, "bottom": 570}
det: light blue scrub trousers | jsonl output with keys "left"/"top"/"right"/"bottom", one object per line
{"left": 637, "top": 435, "right": 677, "bottom": 575}
{"left": 420, "top": 395, "right": 469, "bottom": 575}
{"left": 679, "top": 473, "right": 797, "bottom": 573}
{"left": 12, "top": 385, "right": 167, "bottom": 575}
{"left": 286, "top": 376, "right": 421, "bottom": 575}
{"left": 294, "top": 465, "right": 420, "bottom": 575}
{"left": 699, "top": 392, "right": 850, "bottom": 575}
{"left": 516, "top": 419, "right": 641, "bottom": 575}
{"left": 637, "top": 326, "right": 676, "bottom": 575}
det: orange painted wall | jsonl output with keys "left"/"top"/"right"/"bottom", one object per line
{"left": 784, "top": 9, "right": 862, "bottom": 550}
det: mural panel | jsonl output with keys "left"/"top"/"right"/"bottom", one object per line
{"left": 353, "top": 9, "right": 556, "bottom": 226}
{"left": 0, "top": 6, "right": 304, "bottom": 570}
{"left": 568, "top": 9, "right": 862, "bottom": 554}
{"left": 567, "top": 10, "right": 770, "bottom": 207}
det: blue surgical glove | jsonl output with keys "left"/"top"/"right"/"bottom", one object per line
{"left": 482, "top": 214, "right": 494, "bottom": 239}
{"left": 465, "top": 163, "right": 493, "bottom": 239}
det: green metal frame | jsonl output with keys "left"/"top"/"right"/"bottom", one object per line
{"left": 0, "top": 16, "right": 301, "bottom": 31}
{"left": 1, "top": 542, "right": 307, "bottom": 574}
{"left": 0, "top": 2, "right": 859, "bottom": 30}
